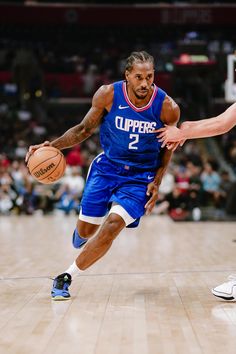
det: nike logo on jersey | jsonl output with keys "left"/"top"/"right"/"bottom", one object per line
{"left": 118, "top": 105, "right": 129, "bottom": 110}
{"left": 148, "top": 176, "right": 154, "bottom": 180}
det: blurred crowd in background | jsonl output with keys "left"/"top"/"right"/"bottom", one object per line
{"left": 0, "top": 113, "right": 235, "bottom": 220}
{"left": 0, "top": 6, "right": 236, "bottom": 220}
{"left": 0, "top": 136, "right": 232, "bottom": 217}
{"left": 0, "top": 26, "right": 235, "bottom": 105}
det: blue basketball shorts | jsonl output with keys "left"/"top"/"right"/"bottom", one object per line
{"left": 79, "top": 153, "right": 155, "bottom": 226}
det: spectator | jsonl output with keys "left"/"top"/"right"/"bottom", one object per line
{"left": 15, "top": 140, "right": 27, "bottom": 159}
{"left": 201, "top": 161, "right": 221, "bottom": 207}
{"left": 55, "top": 166, "right": 85, "bottom": 215}
{"left": 82, "top": 64, "right": 98, "bottom": 96}
{"left": 66, "top": 146, "right": 83, "bottom": 167}
{"left": 187, "top": 162, "right": 203, "bottom": 206}
{"left": 174, "top": 166, "right": 190, "bottom": 195}
{"left": 219, "top": 170, "right": 234, "bottom": 209}
{"left": 166, "top": 185, "right": 190, "bottom": 221}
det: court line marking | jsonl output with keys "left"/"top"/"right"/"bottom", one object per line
{"left": 0, "top": 269, "right": 235, "bottom": 281}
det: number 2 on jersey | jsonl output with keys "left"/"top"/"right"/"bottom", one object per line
{"left": 128, "top": 134, "right": 139, "bottom": 150}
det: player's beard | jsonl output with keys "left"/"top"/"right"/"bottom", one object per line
{"left": 134, "top": 89, "right": 149, "bottom": 99}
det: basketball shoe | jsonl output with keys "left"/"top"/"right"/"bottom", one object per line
{"left": 72, "top": 229, "right": 88, "bottom": 249}
{"left": 212, "top": 274, "right": 236, "bottom": 300}
{"left": 51, "top": 273, "right": 72, "bottom": 300}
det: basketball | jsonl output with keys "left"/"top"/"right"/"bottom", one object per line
{"left": 27, "top": 146, "right": 66, "bottom": 184}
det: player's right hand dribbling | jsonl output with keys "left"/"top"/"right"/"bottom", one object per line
{"left": 25, "top": 141, "right": 51, "bottom": 164}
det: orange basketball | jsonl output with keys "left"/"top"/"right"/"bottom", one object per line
{"left": 27, "top": 146, "right": 66, "bottom": 184}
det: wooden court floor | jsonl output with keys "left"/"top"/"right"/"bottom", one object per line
{"left": 0, "top": 214, "right": 236, "bottom": 354}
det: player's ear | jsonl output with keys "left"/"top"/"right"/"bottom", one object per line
{"left": 125, "top": 70, "right": 130, "bottom": 82}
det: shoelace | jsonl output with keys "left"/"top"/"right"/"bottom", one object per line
{"left": 228, "top": 274, "right": 236, "bottom": 281}
{"left": 55, "top": 276, "right": 69, "bottom": 290}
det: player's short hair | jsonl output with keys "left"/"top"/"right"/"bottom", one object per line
{"left": 125, "top": 51, "right": 154, "bottom": 72}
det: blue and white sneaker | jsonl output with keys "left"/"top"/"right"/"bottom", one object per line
{"left": 72, "top": 228, "right": 88, "bottom": 249}
{"left": 212, "top": 274, "right": 236, "bottom": 300}
{"left": 51, "top": 273, "right": 72, "bottom": 301}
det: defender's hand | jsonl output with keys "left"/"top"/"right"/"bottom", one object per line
{"left": 25, "top": 141, "right": 51, "bottom": 164}
{"left": 165, "top": 141, "right": 185, "bottom": 151}
{"left": 155, "top": 125, "right": 182, "bottom": 146}
{"left": 145, "top": 182, "right": 159, "bottom": 215}
{"left": 155, "top": 125, "right": 186, "bottom": 149}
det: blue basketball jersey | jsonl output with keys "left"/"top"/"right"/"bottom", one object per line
{"left": 100, "top": 80, "right": 166, "bottom": 171}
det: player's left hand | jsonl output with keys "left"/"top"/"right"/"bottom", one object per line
{"left": 25, "top": 141, "right": 51, "bottom": 164}
{"left": 145, "top": 182, "right": 159, "bottom": 215}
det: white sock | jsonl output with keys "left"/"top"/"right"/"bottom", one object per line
{"left": 65, "top": 261, "right": 84, "bottom": 278}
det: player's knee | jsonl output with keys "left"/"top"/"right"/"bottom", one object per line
{"left": 101, "top": 213, "right": 125, "bottom": 242}
{"left": 77, "top": 220, "right": 99, "bottom": 238}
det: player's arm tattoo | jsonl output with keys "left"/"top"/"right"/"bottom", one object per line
{"left": 51, "top": 107, "right": 104, "bottom": 150}
{"left": 51, "top": 85, "right": 112, "bottom": 150}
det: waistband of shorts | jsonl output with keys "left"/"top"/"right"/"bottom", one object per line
{"left": 106, "top": 156, "right": 156, "bottom": 173}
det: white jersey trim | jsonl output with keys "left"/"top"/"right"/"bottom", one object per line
{"left": 86, "top": 152, "right": 104, "bottom": 181}
{"left": 122, "top": 81, "right": 157, "bottom": 112}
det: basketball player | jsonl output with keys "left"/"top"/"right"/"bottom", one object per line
{"left": 156, "top": 102, "right": 236, "bottom": 300}
{"left": 26, "top": 51, "right": 180, "bottom": 300}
